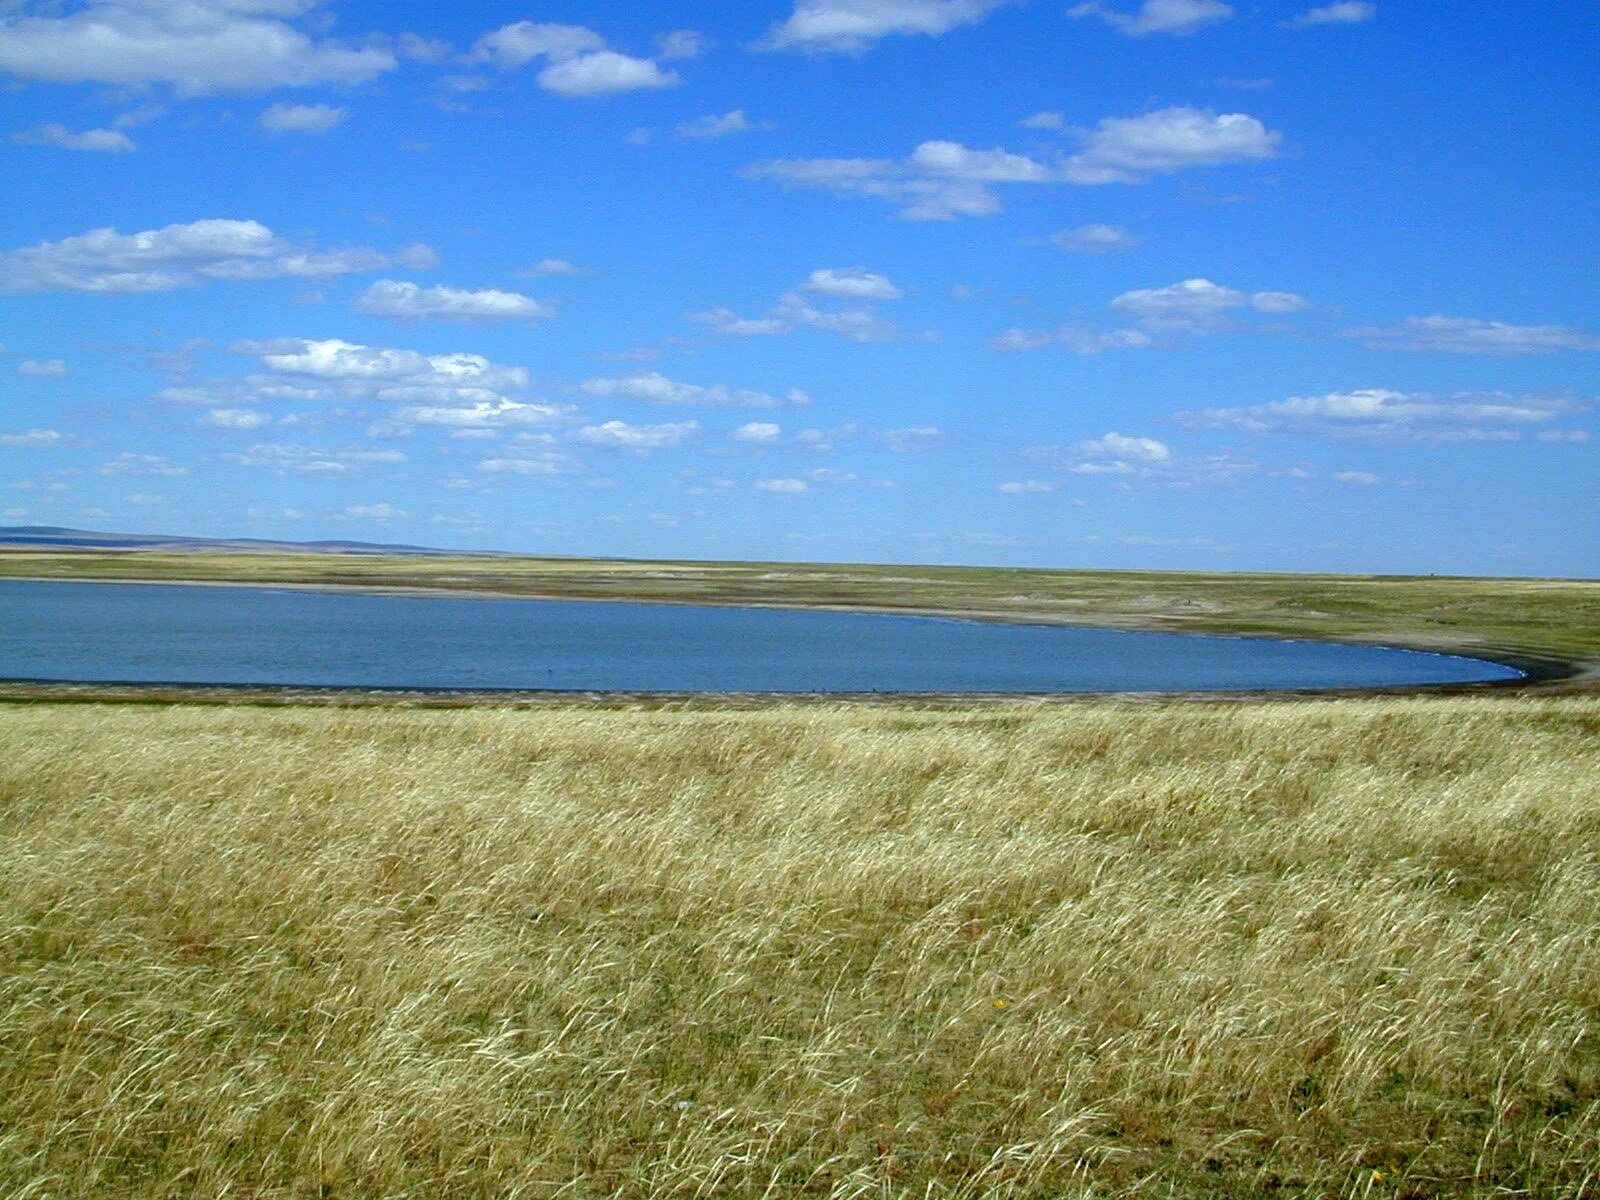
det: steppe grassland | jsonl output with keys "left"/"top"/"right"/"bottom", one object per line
{"left": 3, "top": 697, "right": 1599, "bottom": 1198}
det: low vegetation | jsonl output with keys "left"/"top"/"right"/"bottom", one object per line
{"left": 3, "top": 549, "right": 1599, "bottom": 671}
{"left": 4, "top": 697, "right": 1598, "bottom": 1197}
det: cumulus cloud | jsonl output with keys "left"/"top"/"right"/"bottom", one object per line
{"left": 479, "top": 454, "right": 567, "bottom": 475}
{"left": 521, "top": 258, "right": 585, "bottom": 277}
{"left": 1289, "top": 2, "right": 1377, "bottom": 26}
{"left": 580, "top": 371, "right": 807, "bottom": 408}
{"left": 344, "top": 503, "right": 404, "bottom": 519}
{"left": 0, "top": 428, "right": 68, "bottom": 447}
{"left": 751, "top": 108, "right": 1280, "bottom": 218}
{"left": 472, "top": 20, "right": 681, "bottom": 97}
{"left": 756, "top": 477, "right": 808, "bottom": 493}
{"left": 355, "top": 280, "right": 554, "bottom": 323}
{"left": 1070, "top": 0, "right": 1234, "bottom": 37}
{"left": 0, "top": 0, "right": 398, "bottom": 94}
{"left": 1178, "top": 388, "right": 1581, "bottom": 441}
{"left": 100, "top": 453, "right": 188, "bottom": 477}
{"left": 12, "top": 123, "right": 136, "bottom": 151}
{"left": 0, "top": 219, "right": 435, "bottom": 294}
{"left": 1347, "top": 316, "right": 1600, "bottom": 356}
{"left": 259, "top": 102, "right": 347, "bottom": 133}
{"left": 197, "top": 408, "right": 272, "bottom": 429}
{"left": 674, "top": 110, "right": 768, "bottom": 139}
{"left": 763, "top": 0, "right": 1014, "bottom": 53}
{"left": 656, "top": 29, "right": 706, "bottom": 60}
{"left": 1110, "top": 278, "right": 1309, "bottom": 331}
{"left": 1062, "top": 107, "right": 1282, "bottom": 184}
{"left": 222, "top": 443, "right": 406, "bottom": 474}
{"left": 1049, "top": 223, "right": 1138, "bottom": 252}
{"left": 1333, "top": 470, "right": 1379, "bottom": 485}
{"left": 988, "top": 326, "right": 1151, "bottom": 353}
{"left": 19, "top": 358, "right": 67, "bottom": 376}
{"left": 168, "top": 337, "right": 567, "bottom": 435}
{"left": 692, "top": 290, "right": 916, "bottom": 343}
{"left": 1076, "top": 432, "right": 1172, "bottom": 463}
{"left": 734, "top": 422, "right": 782, "bottom": 442}
{"left": 883, "top": 426, "right": 943, "bottom": 452}
{"left": 804, "top": 267, "right": 903, "bottom": 300}
{"left": 576, "top": 420, "right": 698, "bottom": 449}
{"left": 998, "top": 480, "right": 1056, "bottom": 493}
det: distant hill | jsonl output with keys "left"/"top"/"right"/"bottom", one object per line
{"left": 0, "top": 526, "right": 476, "bottom": 556}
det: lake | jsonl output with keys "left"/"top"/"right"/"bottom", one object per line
{"left": 0, "top": 579, "right": 1523, "bottom": 693}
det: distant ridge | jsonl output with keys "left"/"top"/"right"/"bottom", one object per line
{"left": 0, "top": 526, "right": 482, "bottom": 556}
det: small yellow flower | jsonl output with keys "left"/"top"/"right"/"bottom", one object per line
{"left": 993, "top": 999, "right": 1007, "bottom": 1008}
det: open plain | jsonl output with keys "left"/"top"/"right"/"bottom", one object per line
{"left": 2, "top": 553, "right": 1599, "bottom": 1197}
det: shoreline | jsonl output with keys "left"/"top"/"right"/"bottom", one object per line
{"left": 2, "top": 572, "right": 1594, "bottom": 705}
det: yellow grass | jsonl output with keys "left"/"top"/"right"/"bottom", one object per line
{"left": 3, "top": 697, "right": 1599, "bottom": 1197}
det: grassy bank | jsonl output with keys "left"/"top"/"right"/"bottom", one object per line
{"left": 3, "top": 549, "right": 1599, "bottom": 675}
{"left": 4, "top": 698, "right": 1599, "bottom": 1197}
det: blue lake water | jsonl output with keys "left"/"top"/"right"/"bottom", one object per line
{"left": 0, "top": 580, "right": 1523, "bottom": 693}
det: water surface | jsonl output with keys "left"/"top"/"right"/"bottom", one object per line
{"left": 0, "top": 580, "right": 1522, "bottom": 693}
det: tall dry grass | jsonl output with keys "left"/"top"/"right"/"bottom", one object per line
{"left": 2, "top": 698, "right": 1598, "bottom": 1198}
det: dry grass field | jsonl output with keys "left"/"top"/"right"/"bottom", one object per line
{"left": 3, "top": 697, "right": 1599, "bottom": 1198}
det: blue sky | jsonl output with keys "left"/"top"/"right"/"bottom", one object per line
{"left": 1, "top": 0, "right": 1595, "bottom": 575}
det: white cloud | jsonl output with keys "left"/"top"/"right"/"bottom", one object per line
{"left": 19, "top": 358, "right": 67, "bottom": 376}
{"left": 804, "top": 267, "right": 903, "bottom": 300}
{"left": 473, "top": 22, "right": 605, "bottom": 68}
{"left": 245, "top": 338, "right": 528, "bottom": 388}
{"left": 0, "top": 0, "right": 398, "bottom": 94}
{"left": 1049, "top": 223, "right": 1138, "bottom": 253}
{"left": 909, "top": 139, "right": 1051, "bottom": 181}
{"left": 355, "top": 280, "right": 553, "bottom": 323}
{"left": 100, "top": 453, "right": 188, "bottom": 477}
{"left": 259, "top": 102, "right": 347, "bottom": 134}
{"left": 395, "top": 399, "right": 570, "bottom": 429}
{"left": 12, "top": 123, "right": 136, "bottom": 152}
{"left": 522, "top": 258, "right": 585, "bottom": 277}
{"left": 884, "top": 426, "right": 943, "bottom": 452}
{"left": 473, "top": 21, "right": 681, "bottom": 97}
{"left": 734, "top": 421, "right": 782, "bottom": 443}
{"left": 989, "top": 326, "right": 1151, "bottom": 353}
{"left": 0, "top": 428, "right": 67, "bottom": 447}
{"left": 763, "top": 0, "right": 1013, "bottom": 53}
{"left": 538, "top": 51, "right": 680, "bottom": 97}
{"left": 999, "top": 480, "right": 1056, "bottom": 493}
{"left": 222, "top": 443, "right": 405, "bottom": 473}
{"left": 749, "top": 153, "right": 1006, "bottom": 221}
{"left": 692, "top": 308, "right": 791, "bottom": 337}
{"left": 1020, "top": 111, "right": 1065, "bottom": 130}
{"left": 1333, "top": 470, "right": 1379, "bottom": 485}
{"left": 1070, "top": 0, "right": 1234, "bottom": 37}
{"left": 345, "top": 503, "right": 404, "bottom": 519}
{"left": 479, "top": 455, "right": 565, "bottom": 475}
{"left": 580, "top": 371, "right": 806, "bottom": 408}
{"left": 0, "top": 219, "right": 434, "bottom": 294}
{"left": 1110, "top": 278, "right": 1308, "bottom": 331}
{"left": 1179, "top": 388, "right": 1580, "bottom": 441}
{"left": 778, "top": 293, "right": 911, "bottom": 342}
{"left": 756, "top": 477, "right": 808, "bottom": 494}
{"left": 1289, "top": 3, "right": 1377, "bottom": 27}
{"left": 656, "top": 29, "right": 706, "bottom": 60}
{"left": 751, "top": 107, "right": 1279, "bottom": 218}
{"left": 576, "top": 420, "right": 698, "bottom": 449}
{"left": 675, "top": 110, "right": 768, "bottom": 139}
{"left": 198, "top": 408, "right": 272, "bottom": 429}
{"left": 1348, "top": 316, "right": 1600, "bottom": 356}
{"left": 171, "top": 337, "right": 555, "bottom": 435}
{"left": 1063, "top": 107, "right": 1281, "bottom": 185}
{"left": 1076, "top": 432, "right": 1171, "bottom": 462}
{"left": 1538, "top": 430, "right": 1591, "bottom": 444}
